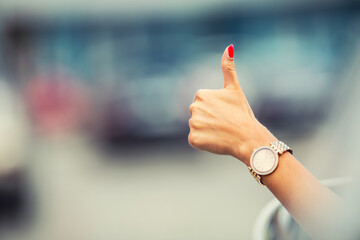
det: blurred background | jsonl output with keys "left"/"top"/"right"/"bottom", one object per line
{"left": 0, "top": 0, "right": 359, "bottom": 239}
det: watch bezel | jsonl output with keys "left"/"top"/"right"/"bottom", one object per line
{"left": 250, "top": 146, "right": 279, "bottom": 175}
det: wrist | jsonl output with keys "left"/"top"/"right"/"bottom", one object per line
{"left": 233, "top": 124, "right": 277, "bottom": 167}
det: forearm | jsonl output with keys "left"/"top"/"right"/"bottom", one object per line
{"left": 267, "top": 153, "right": 341, "bottom": 237}
{"left": 237, "top": 129, "right": 343, "bottom": 239}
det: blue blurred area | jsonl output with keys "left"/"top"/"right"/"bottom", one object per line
{"left": 1, "top": 2, "right": 359, "bottom": 140}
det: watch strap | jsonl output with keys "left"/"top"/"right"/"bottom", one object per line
{"left": 270, "top": 141, "right": 293, "bottom": 155}
{"left": 248, "top": 167, "right": 264, "bottom": 185}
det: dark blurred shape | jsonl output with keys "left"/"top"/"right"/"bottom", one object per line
{"left": 2, "top": 19, "right": 34, "bottom": 84}
{"left": 0, "top": 172, "right": 29, "bottom": 226}
{"left": 0, "top": 80, "right": 30, "bottom": 235}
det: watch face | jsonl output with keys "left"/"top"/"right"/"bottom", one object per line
{"left": 250, "top": 146, "right": 278, "bottom": 175}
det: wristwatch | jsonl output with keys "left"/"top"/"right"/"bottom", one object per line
{"left": 248, "top": 141, "right": 293, "bottom": 185}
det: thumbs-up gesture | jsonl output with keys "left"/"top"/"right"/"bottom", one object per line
{"left": 188, "top": 45, "right": 276, "bottom": 166}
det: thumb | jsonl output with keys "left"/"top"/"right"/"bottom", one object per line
{"left": 221, "top": 44, "right": 239, "bottom": 89}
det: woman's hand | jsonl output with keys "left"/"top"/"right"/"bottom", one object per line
{"left": 189, "top": 45, "right": 344, "bottom": 240}
{"left": 188, "top": 45, "right": 276, "bottom": 166}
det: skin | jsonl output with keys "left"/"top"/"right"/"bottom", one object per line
{"left": 188, "top": 46, "right": 343, "bottom": 240}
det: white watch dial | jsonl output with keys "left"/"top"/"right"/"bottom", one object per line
{"left": 250, "top": 146, "right": 278, "bottom": 175}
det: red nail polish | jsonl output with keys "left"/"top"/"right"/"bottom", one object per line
{"left": 228, "top": 44, "right": 234, "bottom": 58}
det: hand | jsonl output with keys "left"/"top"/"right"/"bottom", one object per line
{"left": 188, "top": 45, "right": 276, "bottom": 166}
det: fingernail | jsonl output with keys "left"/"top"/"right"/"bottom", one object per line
{"left": 228, "top": 44, "right": 234, "bottom": 59}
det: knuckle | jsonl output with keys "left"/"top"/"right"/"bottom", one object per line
{"left": 188, "top": 133, "right": 199, "bottom": 148}
{"left": 188, "top": 133, "right": 194, "bottom": 147}
{"left": 188, "top": 118, "right": 194, "bottom": 127}
{"left": 195, "top": 89, "right": 206, "bottom": 100}
{"left": 188, "top": 118, "right": 199, "bottom": 129}
{"left": 189, "top": 103, "right": 196, "bottom": 113}
{"left": 221, "top": 62, "right": 236, "bottom": 72}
